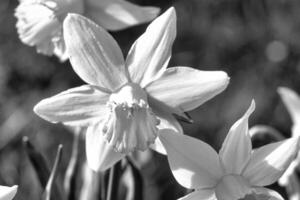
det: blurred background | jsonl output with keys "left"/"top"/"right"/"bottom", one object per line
{"left": 0, "top": 0, "right": 300, "bottom": 199}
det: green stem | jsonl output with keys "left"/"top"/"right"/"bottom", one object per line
{"left": 100, "top": 171, "right": 107, "bottom": 200}
{"left": 43, "top": 145, "right": 63, "bottom": 200}
{"left": 126, "top": 157, "right": 144, "bottom": 200}
{"left": 64, "top": 130, "right": 80, "bottom": 200}
{"left": 106, "top": 162, "right": 121, "bottom": 200}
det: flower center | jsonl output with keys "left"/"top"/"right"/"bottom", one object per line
{"left": 102, "top": 83, "right": 160, "bottom": 153}
{"left": 215, "top": 175, "right": 251, "bottom": 200}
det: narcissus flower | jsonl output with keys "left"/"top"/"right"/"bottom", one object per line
{"left": 15, "top": 0, "right": 160, "bottom": 61}
{"left": 0, "top": 185, "right": 18, "bottom": 200}
{"left": 160, "top": 100, "right": 299, "bottom": 200}
{"left": 34, "top": 8, "right": 229, "bottom": 171}
{"left": 277, "top": 87, "right": 300, "bottom": 186}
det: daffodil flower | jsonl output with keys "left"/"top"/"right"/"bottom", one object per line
{"left": 277, "top": 87, "right": 300, "bottom": 186}
{"left": 34, "top": 8, "right": 229, "bottom": 171}
{"left": 15, "top": 0, "right": 160, "bottom": 61}
{"left": 0, "top": 185, "right": 18, "bottom": 200}
{"left": 160, "top": 100, "right": 299, "bottom": 200}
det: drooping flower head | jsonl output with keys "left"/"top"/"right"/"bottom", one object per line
{"left": 160, "top": 100, "right": 299, "bottom": 200}
{"left": 34, "top": 8, "right": 229, "bottom": 171}
{"left": 0, "top": 185, "right": 18, "bottom": 200}
{"left": 15, "top": 0, "right": 161, "bottom": 61}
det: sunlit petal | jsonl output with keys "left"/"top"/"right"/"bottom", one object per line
{"left": 150, "top": 136, "right": 167, "bottom": 155}
{"left": 0, "top": 185, "right": 18, "bottom": 200}
{"left": 153, "top": 117, "right": 182, "bottom": 155}
{"left": 152, "top": 124, "right": 183, "bottom": 155}
{"left": 63, "top": 14, "right": 128, "bottom": 91}
{"left": 86, "top": 123, "right": 125, "bottom": 171}
{"left": 34, "top": 85, "right": 109, "bottom": 126}
{"left": 243, "top": 137, "right": 299, "bottom": 186}
{"left": 53, "top": 37, "right": 69, "bottom": 62}
{"left": 278, "top": 157, "right": 298, "bottom": 186}
{"left": 127, "top": 7, "right": 176, "bottom": 87}
{"left": 85, "top": 0, "right": 160, "bottom": 31}
{"left": 219, "top": 100, "right": 255, "bottom": 174}
{"left": 179, "top": 189, "right": 217, "bottom": 200}
{"left": 160, "top": 132, "right": 223, "bottom": 189}
{"left": 278, "top": 87, "right": 300, "bottom": 137}
{"left": 149, "top": 99, "right": 183, "bottom": 155}
{"left": 251, "top": 187, "right": 284, "bottom": 200}
{"left": 146, "top": 67, "right": 229, "bottom": 113}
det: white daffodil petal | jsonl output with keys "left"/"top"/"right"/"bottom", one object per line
{"left": 219, "top": 100, "right": 255, "bottom": 174}
{"left": 152, "top": 122, "right": 183, "bottom": 155}
{"left": 127, "top": 7, "right": 176, "bottom": 87}
{"left": 150, "top": 124, "right": 181, "bottom": 155}
{"left": 86, "top": 123, "right": 125, "bottom": 171}
{"left": 63, "top": 14, "right": 128, "bottom": 91}
{"left": 278, "top": 87, "right": 300, "bottom": 137}
{"left": 149, "top": 95, "right": 183, "bottom": 132}
{"left": 243, "top": 137, "right": 299, "bottom": 186}
{"left": 53, "top": 38, "right": 69, "bottom": 62}
{"left": 160, "top": 131, "right": 223, "bottom": 189}
{"left": 150, "top": 136, "right": 167, "bottom": 155}
{"left": 146, "top": 67, "right": 229, "bottom": 113}
{"left": 157, "top": 111, "right": 183, "bottom": 133}
{"left": 278, "top": 157, "right": 298, "bottom": 186}
{"left": 34, "top": 85, "right": 109, "bottom": 126}
{"left": 179, "top": 189, "right": 217, "bottom": 200}
{"left": 148, "top": 94, "right": 188, "bottom": 124}
{"left": 251, "top": 187, "right": 284, "bottom": 200}
{"left": 215, "top": 175, "right": 252, "bottom": 200}
{"left": 85, "top": 0, "right": 160, "bottom": 31}
{"left": 150, "top": 104, "right": 183, "bottom": 155}
{"left": 149, "top": 99, "right": 183, "bottom": 155}
{"left": 0, "top": 185, "right": 18, "bottom": 200}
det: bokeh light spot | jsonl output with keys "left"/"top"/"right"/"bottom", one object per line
{"left": 265, "top": 40, "right": 288, "bottom": 63}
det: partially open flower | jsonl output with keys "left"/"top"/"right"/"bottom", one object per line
{"left": 0, "top": 185, "right": 18, "bottom": 200}
{"left": 161, "top": 100, "right": 299, "bottom": 200}
{"left": 15, "top": 0, "right": 160, "bottom": 61}
{"left": 34, "top": 8, "right": 229, "bottom": 171}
